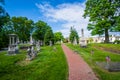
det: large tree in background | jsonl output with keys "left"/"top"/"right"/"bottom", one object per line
{"left": 69, "top": 27, "right": 79, "bottom": 44}
{"left": 54, "top": 32, "right": 64, "bottom": 43}
{"left": 0, "top": 0, "right": 10, "bottom": 49}
{"left": 32, "top": 20, "right": 54, "bottom": 45}
{"left": 83, "top": 0, "right": 120, "bottom": 43}
{"left": 6, "top": 16, "right": 34, "bottom": 41}
{"left": 0, "top": 0, "right": 10, "bottom": 31}
{"left": 44, "top": 27, "right": 54, "bottom": 45}
{"left": 32, "top": 20, "right": 48, "bottom": 41}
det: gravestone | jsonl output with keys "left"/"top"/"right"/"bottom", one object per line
{"left": 26, "top": 36, "right": 37, "bottom": 61}
{"left": 96, "top": 62, "right": 120, "bottom": 72}
{"left": 8, "top": 34, "right": 19, "bottom": 55}
{"left": 73, "top": 37, "right": 77, "bottom": 45}
{"left": 30, "top": 35, "right": 33, "bottom": 45}
{"left": 79, "top": 29, "right": 87, "bottom": 47}
{"left": 26, "top": 46, "right": 32, "bottom": 60}
{"left": 36, "top": 41, "right": 40, "bottom": 52}
{"left": 49, "top": 41, "right": 52, "bottom": 46}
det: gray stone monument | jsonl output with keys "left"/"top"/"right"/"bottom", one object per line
{"left": 26, "top": 35, "right": 37, "bottom": 60}
{"left": 79, "top": 29, "right": 87, "bottom": 47}
{"left": 36, "top": 41, "right": 40, "bottom": 52}
{"left": 8, "top": 34, "right": 19, "bottom": 55}
{"left": 30, "top": 35, "right": 33, "bottom": 45}
{"left": 49, "top": 40, "right": 52, "bottom": 46}
{"left": 73, "top": 37, "right": 77, "bottom": 45}
{"left": 26, "top": 46, "right": 32, "bottom": 60}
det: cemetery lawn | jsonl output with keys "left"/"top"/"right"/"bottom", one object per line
{"left": 0, "top": 44, "right": 68, "bottom": 80}
{"left": 67, "top": 43, "right": 120, "bottom": 80}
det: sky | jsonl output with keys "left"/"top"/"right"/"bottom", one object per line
{"left": 4, "top": 0, "right": 91, "bottom": 38}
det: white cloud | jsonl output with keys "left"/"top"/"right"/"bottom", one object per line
{"left": 36, "top": 2, "right": 91, "bottom": 37}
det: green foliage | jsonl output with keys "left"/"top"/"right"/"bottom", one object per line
{"left": 67, "top": 43, "right": 120, "bottom": 80}
{"left": 5, "top": 16, "right": 34, "bottom": 41}
{"left": 0, "top": 29, "right": 9, "bottom": 48}
{"left": 3, "top": 16, "right": 34, "bottom": 43}
{"left": 0, "top": 0, "right": 10, "bottom": 30}
{"left": 69, "top": 27, "right": 79, "bottom": 44}
{"left": 0, "top": 45, "right": 68, "bottom": 80}
{"left": 32, "top": 20, "right": 48, "bottom": 41}
{"left": 54, "top": 32, "right": 64, "bottom": 43}
{"left": 84, "top": 0, "right": 120, "bottom": 43}
{"left": 44, "top": 27, "right": 54, "bottom": 45}
{"left": 113, "top": 40, "right": 120, "bottom": 44}
{"left": 0, "top": 0, "right": 10, "bottom": 49}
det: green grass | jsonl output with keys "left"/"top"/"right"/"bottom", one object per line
{"left": 0, "top": 44, "right": 68, "bottom": 80}
{"left": 66, "top": 43, "right": 120, "bottom": 80}
{"left": 92, "top": 43, "right": 120, "bottom": 51}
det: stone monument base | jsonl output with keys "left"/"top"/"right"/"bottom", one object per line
{"left": 96, "top": 62, "right": 120, "bottom": 72}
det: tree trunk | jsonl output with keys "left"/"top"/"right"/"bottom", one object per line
{"left": 104, "top": 28, "right": 109, "bottom": 43}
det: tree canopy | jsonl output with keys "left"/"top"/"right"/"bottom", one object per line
{"left": 0, "top": 0, "right": 9, "bottom": 31}
{"left": 44, "top": 27, "right": 54, "bottom": 45}
{"left": 5, "top": 16, "right": 34, "bottom": 41}
{"left": 0, "top": 0, "right": 10, "bottom": 49}
{"left": 83, "top": 0, "right": 120, "bottom": 43}
{"left": 54, "top": 32, "right": 64, "bottom": 43}
{"left": 32, "top": 20, "right": 49, "bottom": 41}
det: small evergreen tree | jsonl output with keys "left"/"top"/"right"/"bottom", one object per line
{"left": 69, "top": 27, "right": 79, "bottom": 44}
{"left": 44, "top": 27, "right": 54, "bottom": 45}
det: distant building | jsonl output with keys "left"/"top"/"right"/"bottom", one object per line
{"left": 90, "top": 32, "right": 120, "bottom": 43}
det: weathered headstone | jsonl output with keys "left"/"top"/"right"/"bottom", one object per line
{"left": 26, "top": 46, "right": 32, "bottom": 60}
{"left": 73, "top": 37, "right": 77, "bottom": 45}
{"left": 30, "top": 35, "right": 33, "bottom": 45}
{"left": 26, "top": 36, "right": 38, "bottom": 61}
{"left": 49, "top": 41, "right": 52, "bottom": 46}
{"left": 96, "top": 62, "right": 120, "bottom": 72}
{"left": 8, "top": 34, "right": 19, "bottom": 55}
{"left": 36, "top": 41, "right": 40, "bottom": 52}
{"left": 79, "top": 29, "right": 87, "bottom": 47}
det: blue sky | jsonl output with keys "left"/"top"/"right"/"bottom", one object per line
{"left": 4, "top": 0, "right": 90, "bottom": 37}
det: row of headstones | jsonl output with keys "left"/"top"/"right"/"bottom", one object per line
{"left": 72, "top": 37, "right": 87, "bottom": 48}
{"left": 7, "top": 34, "right": 54, "bottom": 61}
{"left": 26, "top": 40, "right": 53, "bottom": 60}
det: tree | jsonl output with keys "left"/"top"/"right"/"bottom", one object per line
{"left": 83, "top": 0, "right": 120, "bottom": 43}
{"left": 0, "top": 0, "right": 10, "bottom": 49}
{"left": 0, "top": 0, "right": 10, "bottom": 31}
{"left": 6, "top": 16, "right": 34, "bottom": 41}
{"left": 54, "top": 32, "right": 64, "bottom": 43}
{"left": 44, "top": 27, "right": 54, "bottom": 45}
{"left": 32, "top": 20, "right": 49, "bottom": 41}
{"left": 69, "top": 27, "right": 79, "bottom": 44}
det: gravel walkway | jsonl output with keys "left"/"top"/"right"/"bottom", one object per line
{"left": 62, "top": 44, "right": 99, "bottom": 80}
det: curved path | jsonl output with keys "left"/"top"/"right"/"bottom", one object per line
{"left": 62, "top": 44, "right": 98, "bottom": 80}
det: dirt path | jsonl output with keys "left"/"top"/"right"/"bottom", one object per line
{"left": 62, "top": 44, "right": 99, "bottom": 80}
